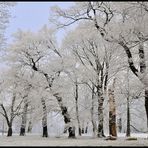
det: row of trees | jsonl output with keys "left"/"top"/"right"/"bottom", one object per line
{"left": 0, "top": 2, "right": 147, "bottom": 139}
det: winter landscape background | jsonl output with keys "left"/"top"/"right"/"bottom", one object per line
{"left": 0, "top": 1, "right": 148, "bottom": 146}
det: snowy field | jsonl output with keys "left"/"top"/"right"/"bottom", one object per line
{"left": 0, "top": 133, "right": 148, "bottom": 146}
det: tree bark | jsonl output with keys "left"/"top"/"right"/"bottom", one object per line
{"left": 27, "top": 121, "right": 32, "bottom": 133}
{"left": 97, "top": 61, "right": 105, "bottom": 138}
{"left": 7, "top": 126, "right": 12, "bottom": 137}
{"left": 53, "top": 93, "right": 76, "bottom": 138}
{"left": 91, "top": 84, "right": 97, "bottom": 137}
{"left": 97, "top": 93, "right": 105, "bottom": 137}
{"left": 108, "top": 79, "right": 117, "bottom": 137}
{"left": 41, "top": 98, "right": 48, "bottom": 137}
{"left": 75, "top": 82, "right": 81, "bottom": 136}
{"left": 81, "top": 121, "right": 84, "bottom": 134}
{"left": 20, "top": 101, "right": 28, "bottom": 136}
{"left": 118, "top": 118, "right": 122, "bottom": 133}
{"left": 85, "top": 122, "right": 88, "bottom": 134}
{"left": 145, "top": 89, "right": 148, "bottom": 128}
{"left": 126, "top": 97, "right": 130, "bottom": 137}
{"left": 42, "top": 126, "right": 48, "bottom": 137}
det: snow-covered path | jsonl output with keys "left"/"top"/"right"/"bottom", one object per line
{"left": 0, "top": 133, "right": 148, "bottom": 146}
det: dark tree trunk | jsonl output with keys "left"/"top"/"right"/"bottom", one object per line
{"left": 126, "top": 97, "right": 130, "bottom": 137}
{"left": 109, "top": 112, "right": 117, "bottom": 137}
{"left": 7, "top": 126, "right": 12, "bottom": 137}
{"left": 75, "top": 82, "right": 81, "bottom": 136}
{"left": 54, "top": 94, "right": 76, "bottom": 138}
{"left": 68, "top": 126, "right": 76, "bottom": 138}
{"left": 145, "top": 89, "right": 148, "bottom": 128}
{"left": 41, "top": 98, "right": 48, "bottom": 138}
{"left": 20, "top": 102, "right": 28, "bottom": 136}
{"left": 91, "top": 85, "right": 97, "bottom": 137}
{"left": 85, "top": 122, "right": 88, "bottom": 134}
{"left": 81, "top": 121, "right": 84, "bottom": 134}
{"left": 20, "top": 127, "right": 25, "bottom": 136}
{"left": 78, "top": 127, "right": 81, "bottom": 136}
{"left": 97, "top": 96, "right": 105, "bottom": 137}
{"left": 82, "top": 127, "right": 84, "bottom": 134}
{"left": 42, "top": 126, "right": 48, "bottom": 137}
{"left": 97, "top": 65, "right": 105, "bottom": 138}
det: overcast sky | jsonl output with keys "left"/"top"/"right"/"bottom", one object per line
{"left": 5, "top": 2, "right": 74, "bottom": 45}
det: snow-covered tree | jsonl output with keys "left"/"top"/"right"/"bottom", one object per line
{"left": 50, "top": 1, "right": 148, "bottom": 130}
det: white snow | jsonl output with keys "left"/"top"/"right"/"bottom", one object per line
{"left": 0, "top": 133, "right": 148, "bottom": 146}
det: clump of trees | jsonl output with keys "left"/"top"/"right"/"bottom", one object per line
{"left": 0, "top": 2, "right": 147, "bottom": 139}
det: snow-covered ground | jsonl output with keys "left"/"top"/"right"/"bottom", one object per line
{"left": 0, "top": 133, "right": 148, "bottom": 146}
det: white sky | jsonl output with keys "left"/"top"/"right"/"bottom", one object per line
{"left": 5, "top": 2, "right": 74, "bottom": 45}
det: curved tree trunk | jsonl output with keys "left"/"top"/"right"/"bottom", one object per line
{"left": 53, "top": 93, "right": 76, "bottom": 138}
{"left": 41, "top": 98, "right": 48, "bottom": 137}
{"left": 119, "top": 41, "right": 148, "bottom": 129}
{"left": 31, "top": 61, "right": 75, "bottom": 138}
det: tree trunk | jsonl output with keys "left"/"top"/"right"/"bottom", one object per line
{"left": 42, "top": 126, "right": 48, "bottom": 137}
{"left": 119, "top": 41, "right": 148, "bottom": 129}
{"left": 118, "top": 118, "right": 122, "bottom": 133}
{"left": 91, "top": 84, "right": 97, "bottom": 137}
{"left": 126, "top": 97, "right": 130, "bottom": 137}
{"left": 85, "top": 122, "right": 88, "bottom": 134}
{"left": 20, "top": 101, "right": 28, "bottom": 136}
{"left": 97, "top": 94, "right": 105, "bottom": 137}
{"left": 41, "top": 98, "right": 48, "bottom": 137}
{"left": 81, "top": 121, "right": 84, "bottom": 134}
{"left": 53, "top": 93, "right": 76, "bottom": 138}
{"left": 108, "top": 78, "right": 117, "bottom": 137}
{"left": 145, "top": 89, "right": 148, "bottom": 129}
{"left": 27, "top": 121, "right": 32, "bottom": 133}
{"left": 75, "top": 82, "right": 81, "bottom": 136}
{"left": 63, "top": 126, "right": 68, "bottom": 133}
{"left": 7, "top": 126, "right": 12, "bottom": 137}
{"left": 97, "top": 63, "right": 105, "bottom": 138}
{"left": 68, "top": 126, "right": 76, "bottom": 138}
{"left": 108, "top": 89, "right": 117, "bottom": 137}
